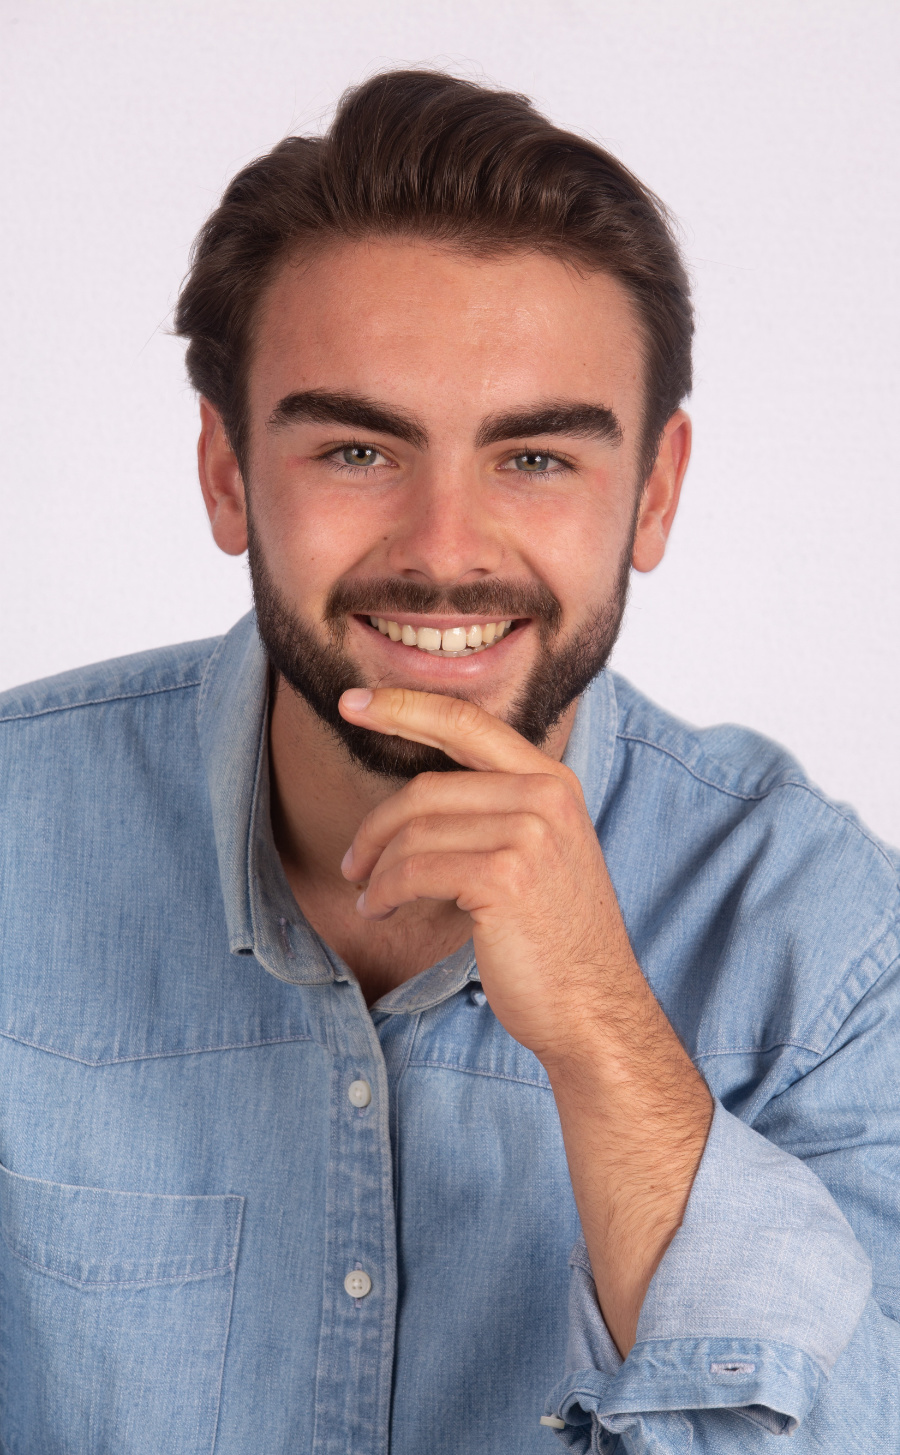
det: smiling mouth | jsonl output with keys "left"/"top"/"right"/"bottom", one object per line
{"left": 364, "top": 615, "right": 516, "bottom": 656}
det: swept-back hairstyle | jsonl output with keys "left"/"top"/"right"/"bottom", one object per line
{"left": 174, "top": 69, "right": 692, "bottom": 476}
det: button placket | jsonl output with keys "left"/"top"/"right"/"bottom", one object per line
{"left": 311, "top": 999, "right": 399, "bottom": 1455}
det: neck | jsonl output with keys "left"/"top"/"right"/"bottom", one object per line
{"left": 268, "top": 672, "right": 578, "bottom": 997}
{"left": 268, "top": 674, "right": 405, "bottom": 890}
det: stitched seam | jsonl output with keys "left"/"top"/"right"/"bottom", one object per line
{"left": 196, "top": 626, "right": 234, "bottom": 720}
{"left": 626, "top": 1335, "right": 819, "bottom": 1359}
{"left": 209, "top": 1197, "right": 244, "bottom": 1455}
{"left": 617, "top": 732, "right": 900, "bottom": 872}
{"left": 694, "top": 1040, "right": 820, "bottom": 1059}
{"left": 0, "top": 679, "right": 203, "bottom": 725}
{"left": 406, "top": 1059, "right": 551, "bottom": 1089}
{"left": 808, "top": 948, "right": 900, "bottom": 1062}
{"left": 616, "top": 732, "right": 772, "bottom": 800}
{"left": 391, "top": 1015, "right": 423, "bottom": 1212}
{"left": 245, "top": 673, "right": 272, "bottom": 959}
{"left": 1, "top": 1235, "right": 236, "bottom": 1287}
{"left": 0, "top": 1030, "right": 315, "bottom": 1067}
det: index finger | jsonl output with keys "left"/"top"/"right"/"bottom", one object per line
{"left": 339, "top": 686, "right": 562, "bottom": 775}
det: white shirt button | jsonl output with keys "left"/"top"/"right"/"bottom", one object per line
{"left": 539, "top": 1415, "right": 566, "bottom": 1429}
{"left": 344, "top": 1269, "right": 372, "bottom": 1298}
{"left": 348, "top": 1079, "right": 372, "bottom": 1108}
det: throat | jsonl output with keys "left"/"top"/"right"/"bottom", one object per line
{"left": 286, "top": 874, "right": 473, "bottom": 1006}
{"left": 266, "top": 672, "right": 472, "bottom": 1004}
{"left": 336, "top": 903, "right": 473, "bottom": 1005}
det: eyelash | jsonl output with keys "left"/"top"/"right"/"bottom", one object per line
{"left": 317, "top": 443, "right": 395, "bottom": 477}
{"left": 317, "top": 442, "right": 574, "bottom": 480}
{"left": 498, "top": 452, "right": 573, "bottom": 480}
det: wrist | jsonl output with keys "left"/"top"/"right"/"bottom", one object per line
{"left": 541, "top": 1012, "right": 713, "bottom": 1149}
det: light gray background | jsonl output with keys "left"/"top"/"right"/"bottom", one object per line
{"left": 2, "top": 1, "right": 898, "bottom": 838}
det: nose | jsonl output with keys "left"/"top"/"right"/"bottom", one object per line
{"left": 384, "top": 460, "right": 505, "bottom": 585}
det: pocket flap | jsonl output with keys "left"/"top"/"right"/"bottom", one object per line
{"left": 0, "top": 1161, "right": 243, "bottom": 1287}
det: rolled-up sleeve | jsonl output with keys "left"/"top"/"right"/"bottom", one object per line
{"left": 545, "top": 1098, "right": 900, "bottom": 1452}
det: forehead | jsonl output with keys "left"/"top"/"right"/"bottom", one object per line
{"left": 250, "top": 238, "right": 646, "bottom": 434}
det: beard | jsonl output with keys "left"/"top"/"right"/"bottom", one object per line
{"left": 248, "top": 514, "right": 633, "bottom": 781}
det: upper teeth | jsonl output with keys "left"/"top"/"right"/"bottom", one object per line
{"left": 368, "top": 617, "right": 513, "bottom": 654}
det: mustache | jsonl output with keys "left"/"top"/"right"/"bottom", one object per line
{"left": 324, "top": 577, "right": 563, "bottom": 637}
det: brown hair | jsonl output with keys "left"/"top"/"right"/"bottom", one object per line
{"left": 174, "top": 69, "right": 692, "bottom": 477}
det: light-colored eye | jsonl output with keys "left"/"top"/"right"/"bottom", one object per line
{"left": 339, "top": 445, "right": 385, "bottom": 468}
{"left": 503, "top": 451, "right": 563, "bottom": 474}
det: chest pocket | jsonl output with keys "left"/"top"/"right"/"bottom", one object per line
{"left": 0, "top": 1161, "right": 243, "bottom": 1455}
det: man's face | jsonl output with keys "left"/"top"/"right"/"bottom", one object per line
{"left": 231, "top": 239, "right": 677, "bottom": 777}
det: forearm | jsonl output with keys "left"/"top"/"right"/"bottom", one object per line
{"left": 546, "top": 1100, "right": 877, "bottom": 1449}
{"left": 544, "top": 958, "right": 713, "bottom": 1356}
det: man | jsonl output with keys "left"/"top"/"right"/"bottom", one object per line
{"left": 0, "top": 68, "right": 897, "bottom": 1454}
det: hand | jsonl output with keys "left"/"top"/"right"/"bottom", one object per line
{"left": 339, "top": 684, "right": 713, "bottom": 1356}
{"left": 338, "top": 685, "right": 635, "bottom": 1070}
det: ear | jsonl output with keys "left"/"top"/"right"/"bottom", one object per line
{"left": 197, "top": 398, "right": 248, "bottom": 556}
{"left": 631, "top": 410, "right": 691, "bottom": 574}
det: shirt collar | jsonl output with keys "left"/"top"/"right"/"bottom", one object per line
{"left": 561, "top": 664, "right": 618, "bottom": 824}
{"left": 197, "top": 611, "right": 619, "bottom": 985}
{"left": 197, "top": 612, "right": 330, "bottom": 983}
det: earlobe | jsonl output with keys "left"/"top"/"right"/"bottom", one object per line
{"left": 631, "top": 411, "right": 691, "bottom": 574}
{"left": 197, "top": 398, "right": 249, "bottom": 557}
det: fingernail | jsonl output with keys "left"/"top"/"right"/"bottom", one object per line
{"left": 355, "top": 891, "right": 367, "bottom": 914}
{"left": 342, "top": 688, "right": 373, "bottom": 711}
{"left": 340, "top": 847, "right": 354, "bottom": 877}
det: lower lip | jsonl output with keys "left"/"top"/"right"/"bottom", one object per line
{"left": 353, "top": 617, "right": 526, "bottom": 674}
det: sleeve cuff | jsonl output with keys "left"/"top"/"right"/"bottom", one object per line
{"left": 546, "top": 1099, "right": 872, "bottom": 1447}
{"left": 547, "top": 1340, "right": 820, "bottom": 1450}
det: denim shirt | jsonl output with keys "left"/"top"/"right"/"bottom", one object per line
{"left": 1, "top": 611, "right": 899, "bottom": 1454}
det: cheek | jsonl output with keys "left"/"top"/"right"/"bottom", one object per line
{"left": 505, "top": 481, "right": 634, "bottom": 610}
{"left": 250, "top": 465, "right": 390, "bottom": 603}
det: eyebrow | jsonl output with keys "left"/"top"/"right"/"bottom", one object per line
{"left": 266, "top": 389, "right": 623, "bottom": 453}
{"left": 476, "top": 403, "right": 623, "bottom": 449}
{"left": 267, "top": 390, "right": 428, "bottom": 449}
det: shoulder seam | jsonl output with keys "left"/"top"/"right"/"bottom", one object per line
{"left": 617, "top": 731, "right": 899, "bottom": 876}
{"left": 617, "top": 731, "right": 775, "bottom": 801}
{"left": 0, "top": 678, "right": 203, "bottom": 726}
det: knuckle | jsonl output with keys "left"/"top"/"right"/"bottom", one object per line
{"left": 398, "top": 816, "right": 429, "bottom": 850}
{"left": 555, "top": 763, "right": 584, "bottom": 799}
{"left": 493, "top": 847, "right": 528, "bottom": 894}
{"left": 534, "top": 771, "right": 579, "bottom": 816}
{"left": 521, "top": 811, "right": 552, "bottom": 847}
{"left": 444, "top": 697, "right": 483, "bottom": 735}
{"left": 408, "top": 770, "right": 437, "bottom": 802}
{"left": 387, "top": 687, "right": 418, "bottom": 723}
{"left": 399, "top": 854, "right": 422, "bottom": 885}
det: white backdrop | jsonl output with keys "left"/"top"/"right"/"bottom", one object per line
{"left": 2, "top": 0, "right": 898, "bottom": 840}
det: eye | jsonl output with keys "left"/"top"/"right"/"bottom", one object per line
{"left": 337, "top": 445, "right": 388, "bottom": 469}
{"left": 499, "top": 451, "right": 568, "bottom": 477}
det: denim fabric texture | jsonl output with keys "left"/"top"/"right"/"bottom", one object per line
{"left": 1, "top": 610, "right": 898, "bottom": 1453}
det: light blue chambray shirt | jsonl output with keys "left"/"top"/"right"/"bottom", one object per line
{"left": 1, "top": 611, "right": 899, "bottom": 1454}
